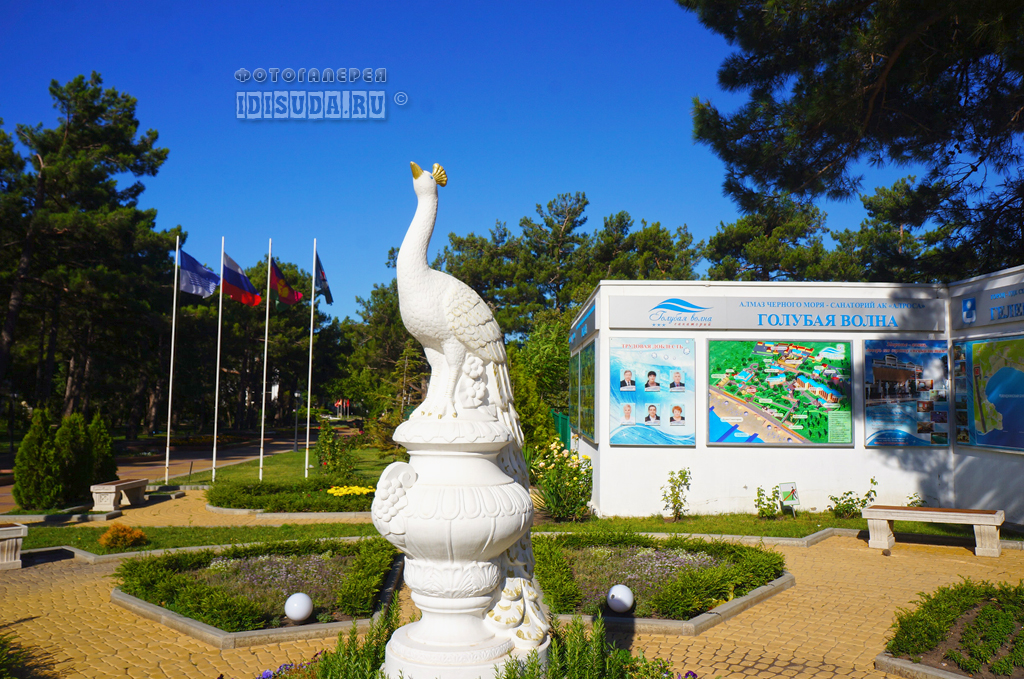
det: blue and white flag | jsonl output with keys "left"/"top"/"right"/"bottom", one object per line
{"left": 179, "top": 250, "right": 220, "bottom": 298}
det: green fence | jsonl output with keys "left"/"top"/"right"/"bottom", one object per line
{"left": 551, "top": 409, "right": 571, "bottom": 450}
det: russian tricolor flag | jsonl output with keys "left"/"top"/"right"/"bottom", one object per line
{"left": 222, "top": 252, "right": 262, "bottom": 306}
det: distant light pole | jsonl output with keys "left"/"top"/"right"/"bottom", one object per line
{"left": 293, "top": 391, "right": 301, "bottom": 452}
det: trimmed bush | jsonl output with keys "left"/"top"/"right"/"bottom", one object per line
{"left": 55, "top": 413, "right": 93, "bottom": 502}
{"left": 99, "top": 524, "right": 148, "bottom": 549}
{"left": 205, "top": 475, "right": 375, "bottom": 513}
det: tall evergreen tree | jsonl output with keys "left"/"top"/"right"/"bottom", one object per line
{"left": 679, "top": 0, "right": 1024, "bottom": 277}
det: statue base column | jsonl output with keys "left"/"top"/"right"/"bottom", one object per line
{"left": 385, "top": 626, "right": 550, "bottom": 679}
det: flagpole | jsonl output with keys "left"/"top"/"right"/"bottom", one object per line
{"left": 212, "top": 237, "right": 225, "bottom": 484}
{"left": 164, "top": 236, "right": 181, "bottom": 486}
{"left": 304, "top": 239, "right": 317, "bottom": 479}
{"left": 259, "top": 240, "right": 272, "bottom": 482}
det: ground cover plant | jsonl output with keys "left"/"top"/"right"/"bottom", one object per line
{"left": 533, "top": 531, "right": 785, "bottom": 620}
{"left": 534, "top": 438, "right": 593, "bottom": 522}
{"left": 114, "top": 537, "right": 396, "bottom": 632}
{"left": 22, "top": 522, "right": 377, "bottom": 555}
{"left": 887, "top": 578, "right": 1024, "bottom": 678}
{"left": 251, "top": 606, "right": 681, "bottom": 679}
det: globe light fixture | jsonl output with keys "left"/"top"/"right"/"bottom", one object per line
{"left": 285, "top": 592, "right": 313, "bottom": 622}
{"left": 606, "top": 584, "right": 634, "bottom": 613}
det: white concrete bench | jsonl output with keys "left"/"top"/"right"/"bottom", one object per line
{"left": 861, "top": 505, "right": 1004, "bottom": 557}
{"left": 91, "top": 478, "right": 149, "bottom": 512}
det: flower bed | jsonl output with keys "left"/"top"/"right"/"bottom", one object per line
{"left": 534, "top": 532, "right": 785, "bottom": 620}
{"left": 114, "top": 538, "right": 396, "bottom": 632}
{"left": 886, "top": 578, "right": 1024, "bottom": 678}
{"left": 204, "top": 476, "right": 375, "bottom": 513}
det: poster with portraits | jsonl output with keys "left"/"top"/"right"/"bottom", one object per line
{"left": 609, "top": 337, "right": 695, "bottom": 446}
{"left": 863, "top": 340, "right": 950, "bottom": 446}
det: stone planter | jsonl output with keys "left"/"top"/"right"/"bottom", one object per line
{"left": 0, "top": 523, "right": 28, "bottom": 570}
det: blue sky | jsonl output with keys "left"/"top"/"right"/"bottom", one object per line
{"left": 0, "top": 0, "right": 917, "bottom": 321}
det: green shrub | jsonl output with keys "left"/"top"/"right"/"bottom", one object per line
{"left": 335, "top": 538, "right": 397, "bottom": 617}
{"left": 314, "top": 416, "right": 360, "bottom": 477}
{"left": 755, "top": 485, "right": 781, "bottom": 519}
{"left": 312, "top": 602, "right": 400, "bottom": 679}
{"left": 0, "top": 632, "right": 28, "bottom": 679}
{"left": 12, "top": 410, "right": 58, "bottom": 510}
{"left": 55, "top": 412, "right": 93, "bottom": 502}
{"left": 661, "top": 468, "right": 692, "bottom": 520}
{"left": 536, "top": 439, "right": 592, "bottom": 522}
{"left": 533, "top": 537, "right": 582, "bottom": 613}
{"left": 89, "top": 412, "right": 118, "bottom": 483}
{"left": 887, "top": 578, "right": 994, "bottom": 657}
{"left": 827, "top": 477, "right": 877, "bottom": 518}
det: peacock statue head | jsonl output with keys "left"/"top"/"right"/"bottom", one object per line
{"left": 410, "top": 161, "right": 448, "bottom": 197}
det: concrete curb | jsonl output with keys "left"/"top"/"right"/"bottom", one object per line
{"left": 147, "top": 485, "right": 209, "bottom": 491}
{"left": 11, "top": 509, "right": 122, "bottom": 523}
{"left": 204, "top": 503, "right": 372, "bottom": 521}
{"left": 874, "top": 652, "right": 966, "bottom": 679}
{"left": 21, "top": 535, "right": 370, "bottom": 564}
{"left": 108, "top": 552, "right": 404, "bottom": 649}
{"left": 550, "top": 571, "right": 795, "bottom": 636}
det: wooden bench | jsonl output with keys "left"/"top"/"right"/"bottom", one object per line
{"left": 91, "top": 478, "right": 149, "bottom": 512}
{"left": 861, "top": 505, "right": 1004, "bottom": 557}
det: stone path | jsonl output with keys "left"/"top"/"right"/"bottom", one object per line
{"left": 4, "top": 497, "right": 1024, "bottom": 679}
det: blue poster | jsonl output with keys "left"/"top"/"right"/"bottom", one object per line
{"left": 864, "top": 340, "right": 949, "bottom": 447}
{"left": 954, "top": 334, "right": 1024, "bottom": 451}
{"left": 609, "top": 338, "right": 696, "bottom": 446}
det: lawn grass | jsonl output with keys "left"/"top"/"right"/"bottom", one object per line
{"left": 21, "top": 523, "right": 379, "bottom": 555}
{"left": 533, "top": 511, "right": 1024, "bottom": 541}
{"left": 166, "top": 445, "right": 392, "bottom": 485}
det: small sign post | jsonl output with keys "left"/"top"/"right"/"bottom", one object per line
{"left": 780, "top": 482, "right": 799, "bottom": 517}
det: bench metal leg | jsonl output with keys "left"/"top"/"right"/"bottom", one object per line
{"left": 974, "top": 525, "right": 1001, "bottom": 557}
{"left": 867, "top": 519, "right": 895, "bottom": 550}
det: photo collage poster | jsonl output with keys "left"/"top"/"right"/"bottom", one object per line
{"left": 609, "top": 337, "right": 695, "bottom": 446}
{"left": 864, "top": 339, "right": 949, "bottom": 446}
{"left": 707, "top": 340, "right": 853, "bottom": 445}
{"left": 953, "top": 334, "right": 1024, "bottom": 451}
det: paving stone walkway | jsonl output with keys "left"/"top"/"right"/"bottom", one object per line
{"left": 3, "top": 494, "right": 1024, "bottom": 677}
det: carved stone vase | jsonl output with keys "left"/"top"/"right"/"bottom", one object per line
{"left": 372, "top": 415, "right": 539, "bottom": 678}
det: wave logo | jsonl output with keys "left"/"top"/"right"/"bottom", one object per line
{"left": 649, "top": 298, "right": 714, "bottom": 325}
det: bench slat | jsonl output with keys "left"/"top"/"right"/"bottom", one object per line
{"left": 862, "top": 505, "right": 1004, "bottom": 526}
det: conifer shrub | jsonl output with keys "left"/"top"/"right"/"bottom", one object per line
{"left": 98, "top": 524, "right": 148, "bottom": 549}
{"left": 12, "top": 410, "right": 59, "bottom": 510}
{"left": 89, "top": 412, "right": 118, "bottom": 483}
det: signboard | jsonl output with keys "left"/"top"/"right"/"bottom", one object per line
{"left": 569, "top": 302, "right": 597, "bottom": 350}
{"left": 864, "top": 340, "right": 950, "bottom": 447}
{"left": 953, "top": 334, "right": 1024, "bottom": 452}
{"left": 609, "top": 337, "right": 696, "bottom": 446}
{"left": 951, "top": 279, "right": 1024, "bottom": 330}
{"left": 707, "top": 340, "right": 853, "bottom": 445}
{"left": 779, "top": 482, "right": 800, "bottom": 507}
{"left": 608, "top": 295, "right": 944, "bottom": 332}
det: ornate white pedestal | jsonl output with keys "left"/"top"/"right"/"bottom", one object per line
{"left": 373, "top": 417, "right": 548, "bottom": 679}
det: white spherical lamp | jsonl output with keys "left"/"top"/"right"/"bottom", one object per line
{"left": 606, "top": 584, "right": 634, "bottom": 613}
{"left": 285, "top": 592, "right": 313, "bottom": 622}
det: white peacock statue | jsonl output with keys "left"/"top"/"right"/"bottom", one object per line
{"left": 371, "top": 161, "right": 549, "bottom": 664}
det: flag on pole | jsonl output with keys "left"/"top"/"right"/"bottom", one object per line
{"left": 179, "top": 250, "right": 220, "bottom": 298}
{"left": 270, "top": 259, "right": 303, "bottom": 308}
{"left": 222, "top": 253, "right": 262, "bottom": 306}
{"left": 314, "top": 253, "right": 333, "bottom": 305}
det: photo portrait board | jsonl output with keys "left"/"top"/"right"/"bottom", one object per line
{"left": 864, "top": 339, "right": 950, "bottom": 447}
{"left": 609, "top": 337, "right": 695, "bottom": 446}
{"left": 953, "top": 334, "right": 1024, "bottom": 452}
{"left": 707, "top": 340, "right": 853, "bottom": 445}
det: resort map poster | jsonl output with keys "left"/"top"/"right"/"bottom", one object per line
{"left": 708, "top": 340, "right": 852, "bottom": 445}
{"left": 864, "top": 340, "right": 949, "bottom": 446}
{"left": 953, "top": 334, "right": 1024, "bottom": 452}
{"left": 609, "top": 337, "right": 696, "bottom": 446}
